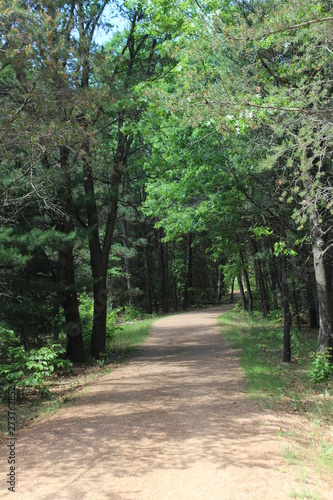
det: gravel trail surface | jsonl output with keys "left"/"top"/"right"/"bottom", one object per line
{"left": 1, "top": 306, "right": 332, "bottom": 499}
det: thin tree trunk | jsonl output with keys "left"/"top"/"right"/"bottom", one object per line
{"left": 83, "top": 151, "right": 123, "bottom": 358}
{"left": 217, "top": 266, "right": 223, "bottom": 303}
{"left": 59, "top": 146, "right": 85, "bottom": 362}
{"left": 158, "top": 229, "right": 169, "bottom": 313}
{"left": 230, "top": 277, "right": 235, "bottom": 304}
{"left": 239, "top": 248, "right": 253, "bottom": 316}
{"left": 237, "top": 274, "right": 247, "bottom": 311}
{"left": 281, "top": 252, "right": 292, "bottom": 362}
{"left": 121, "top": 219, "right": 134, "bottom": 306}
{"left": 252, "top": 241, "right": 270, "bottom": 318}
{"left": 183, "top": 233, "right": 193, "bottom": 310}
{"left": 312, "top": 237, "right": 333, "bottom": 351}
{"left": 279, "top": 206, "right": 291, "bottom": 362}
{"left": 270, "top": 269, "right": 279, "bottom": 310}
{"left": 306, "top": 268, "right": 319, "bottom": 329}
{"left": 302, "top": 149, "right": 333, "bottom": 352}
{"left": 269, "top": 236, "right": 282, "bottom": 295}
{"left": 143, "top": 245, "right": 154, "bottom": 314}
{"left": 292, "top": 278, "right": 301, "bottom": 331}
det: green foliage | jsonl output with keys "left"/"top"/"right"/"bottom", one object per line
{"left": 0, "top": 326, "right": 19, "bottom": 350}
{"left": 309, "top": 350, "right": 333, "bottom": 384}
{"left": 0, "top": 327, "right": 72, "bottom": 398}
{"left": 273, "top": 241, "right": 298, "bottom": 258}
{"left": 250, "top": 226, "right": 273, "bottom": 240}
{"left": 78, "top": 292, "right": 94, "bottom": 348}
{"left": 121, "top": 305, "right": 147, "bottom": 322}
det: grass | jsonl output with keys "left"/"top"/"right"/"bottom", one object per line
{"left": 106, "top": 317, "right": 155, "bottom": 360}
{"left": 289, "top": 487, "right": 322, "bottom": 500}
{"left": 218, "top": 311, "right": 333, "bottom": 475}
{"left": 0, "top": 317, "right": 156, "bottom": 440}
{"left": 219, "top": 311, "right": 333, "bottom": 417}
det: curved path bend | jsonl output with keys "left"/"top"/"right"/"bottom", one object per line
{"left": 1, "top": 306, "right": 332, "bottom": 499}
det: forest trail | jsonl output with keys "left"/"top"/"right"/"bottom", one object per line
{"left": 1, "top": 306, "right": 332, "bottom": 499}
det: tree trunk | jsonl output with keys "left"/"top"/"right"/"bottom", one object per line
{"left": 230, "top": 277, "right": 235, "bottom": 303}
{"left": 58, "top": 146, "right": 85, "bottom": 363}
{"left": 59, "top": 242, "right": 85, "bottom": 363}
{"left": 270, "top": 269, "right": 279, "bottom": 310}
{"left": 252, "top": 241, "right": 270, "bottom": 318}
{"left": 306, "top": 267, "right": 319, "bottom": 329}
{"left": 83, "top": 151, "right": 123, "bottom": 358}
{"left": 279, "top": 205, "right": 292, "bottom": 363}
{"left": 281, "top": 252, "right": 292, "bottom": 363}
{"left": 121, "top": 219, "right": 134, "bottom": 306}
{"left": 183, "top": 233, "right": 193, "bottom": 310}
{"left": 237, "top": 274, "right": 246, "bottom": 311}
{"left": 90, "top": 272, "right": 108, "bottom": 359}
{"left": 143, "top": 245, "right": 154, "bottom": 314}
{"left": 239, "top": 247, "right": 253, "bottom": 316}
{"left": 158, "top": 229, "right": 169, "bottom": 313}
{"left": 217, "top": 266, "right": 223, "bottom": 303}
{"left": 302, "top": 149, "right": 333, "bottom": 352}
{"left": 291, "top": 278, "right": 301, "bottom": 331}
{"left": 312, "top": 237, "right": 333, "bottom": 351}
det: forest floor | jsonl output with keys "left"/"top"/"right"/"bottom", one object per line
{"left": 1, "top": 305, "right": 333, "bottom": 499}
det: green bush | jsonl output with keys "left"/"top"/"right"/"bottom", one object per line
{"left": 0, "top": 327, "right": 72, "bottom": 398}
{"left": 122, "top": 305, "right": 146, "bottom": 322}
{"left": 309, "top": 349, "right": 333, "bottom": 384}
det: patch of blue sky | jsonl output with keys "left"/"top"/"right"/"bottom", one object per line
{"left": 94, "top": 4, "right": 129, "bottom": 45}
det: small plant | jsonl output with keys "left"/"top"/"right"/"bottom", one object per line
{"left": 285, "top": 446, "right": 299, "bottom": 465}
{"left": 121, "top": 305, "right": 146, "bottom": 322}
{"left": 232, "top": 299, "right": 243, "bottom": 313}
{"left": 309, "top": 349, "right": 333, "bottom": 384}
{"left": 0, "top": 329, "right": 72, "bottom": 398}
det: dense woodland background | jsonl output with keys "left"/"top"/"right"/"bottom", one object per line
{"left": 0, "top": 1, "right": 332, "bottom": 373}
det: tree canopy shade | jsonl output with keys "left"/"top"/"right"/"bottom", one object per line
{"left": 0, "top": 0, "right": 332, "bottom": 365}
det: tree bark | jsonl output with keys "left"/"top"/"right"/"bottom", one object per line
{"left": 183, "top": 233, "right": 193, "bottom": 310}
{"left": 58, "top": 146, "right": 85, "bottom": 363}
{"left": 217, "top": 266, "right": 223, "bottom": 303}
{"left": 306, "top": 267, "right": 319, "bottom": 329}
{"left": 279, "top": 206, "right": 291, "bottom": 362}
{"left": 302, "top": 149, "right": 333, "bottom": 352}
{"left": 84, "top": 154, "right": 123, "bottom": 358}
{"left": 281, "top": 251, "right": 292, "bottom": 362}
{"left": 121, "top": 219, "right": 134, "bottom": 306}
{"left": 252, "top": 240, "right": 270, "bottom": 318}
{"left": 239, "top": 247, "right": 253, "bottom": 316}
{"left": 158, "top": 229, "right": 169, "bottom": 313}
{"left": 237, "top": 274, "right": 247, "bottom": 311}
{"left": 230, "top": 277, "right": 235, "bottom": 304}
{"left": 143, "top": 244, "right": 154, "bottom": 314}
{"left": 291, "top": 278, "right": 301, "bottom": 331}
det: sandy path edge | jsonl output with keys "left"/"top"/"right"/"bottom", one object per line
{"left": 1, "top": 306, "right": 332, "bottom": 499}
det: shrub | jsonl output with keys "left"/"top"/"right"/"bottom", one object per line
{"left": 309, "top": 349, "right": 333, "bottom": 384}
{"left": 0, "top": 327, "right": 72, "bottom": 398}
{"left": 122, "top": 305, "right": 146, "bottom": 322}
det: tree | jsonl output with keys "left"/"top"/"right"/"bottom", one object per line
{"left": 151, "top": 0, "right": 333, "bottom": 354}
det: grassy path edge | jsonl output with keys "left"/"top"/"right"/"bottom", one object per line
{"left": 218, "top": 310, "right": 333, "bottom": 479}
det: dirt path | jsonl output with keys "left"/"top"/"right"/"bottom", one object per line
{"left": 1, "top": 306, "right": 332, "bottom": 499}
